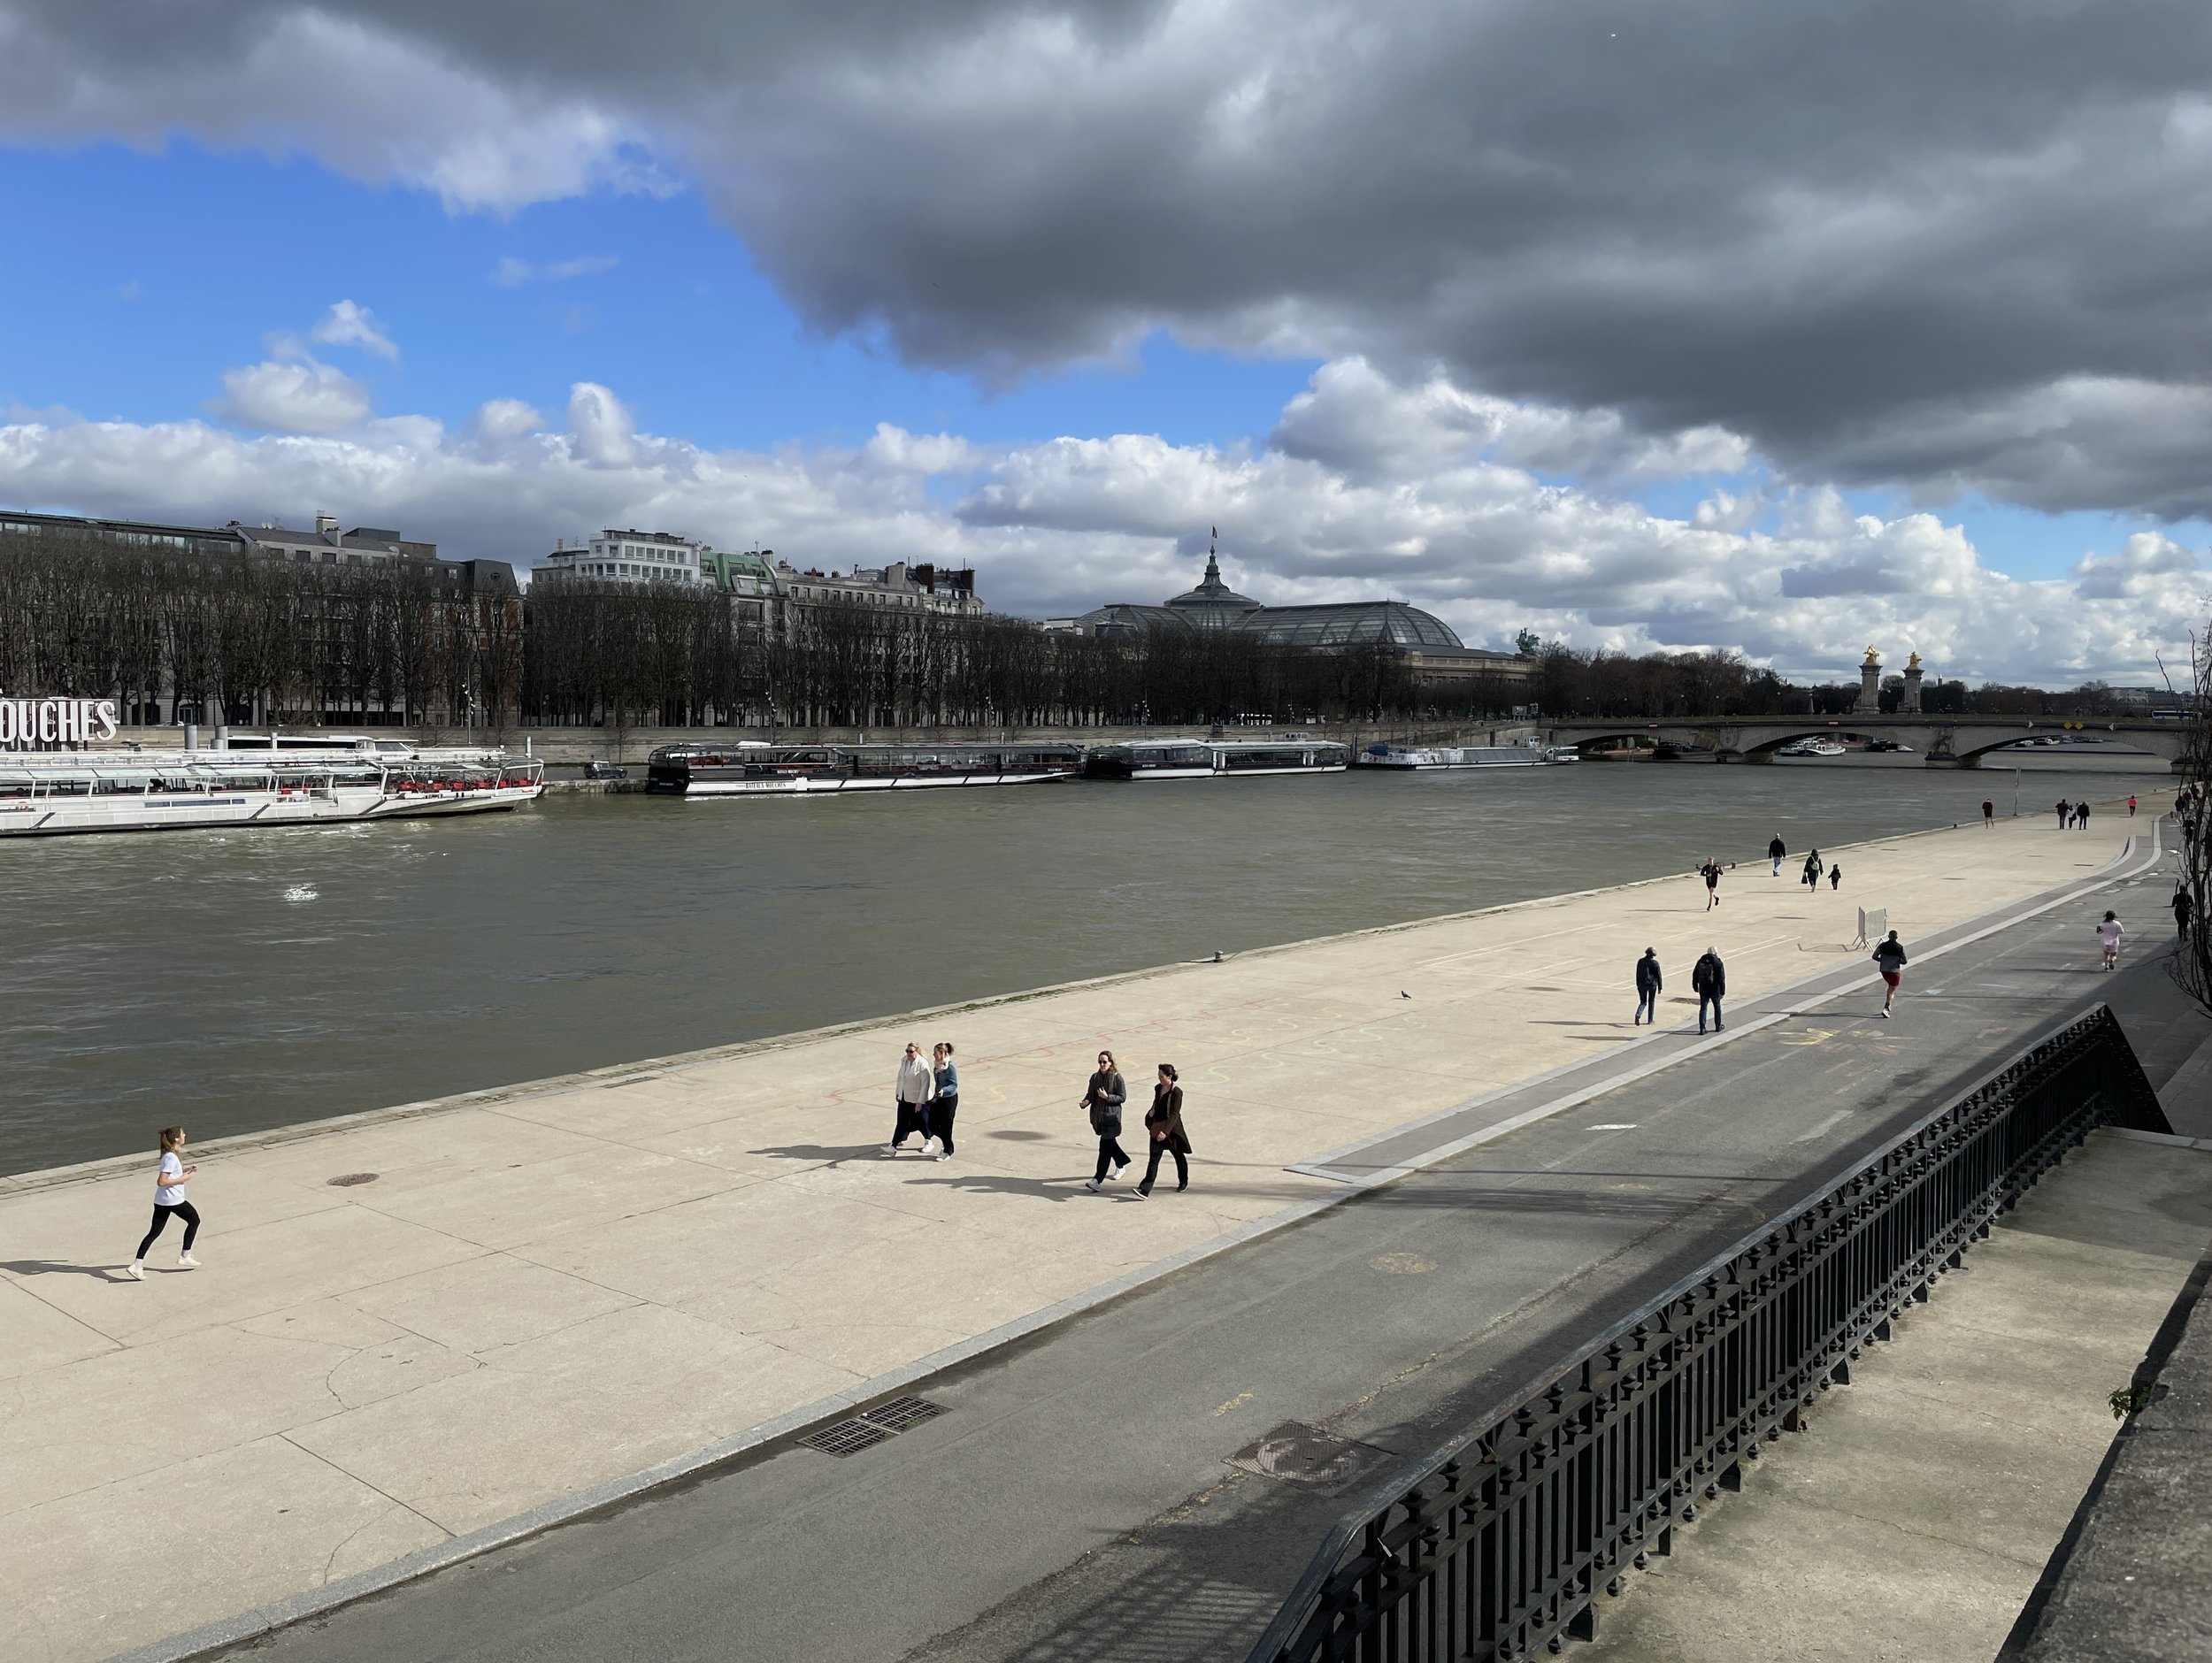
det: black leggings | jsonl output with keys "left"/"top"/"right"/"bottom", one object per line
{"left": 1094, "top": 1135, "right": 1130, "bottom": 1183}
{"left": 136, "top": 1202, "right": 199, "bottom": 1259}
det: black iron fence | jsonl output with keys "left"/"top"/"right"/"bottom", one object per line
{"left": 1248, "top": 1003, "right": 2170, "bottom": 1663}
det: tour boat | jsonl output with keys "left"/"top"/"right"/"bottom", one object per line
{"left": 647, "top": 741, "right": 1086, "bottom": 796}
{"left": 1080, "top": 738, "right": 1353, "bottom": 779}
{"left": 1776, "top": 738, "right": 1848, "bottom": 758}
{"left": 1355, "top": 742, "right": 1568, "bottom": 770}
{"left": 0, "top": 746, "right": 544, "bottom": 837}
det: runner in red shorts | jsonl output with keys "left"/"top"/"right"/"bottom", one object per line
{"left": 1872, "top": 931, "right": 1908, "bottom": 1018}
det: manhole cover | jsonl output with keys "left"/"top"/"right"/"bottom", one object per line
{"left": 327, "top": 1172, "right": 380, "bottom": 1187}
{"left": 801, "top": 1418, "right": 895, "bottom": 1458}
{"left": 862, "top": 1395, "right": 945, "bottom": 1433}
{"left": 1227, "top": 1422, "right": 1393, "bottom": 1495}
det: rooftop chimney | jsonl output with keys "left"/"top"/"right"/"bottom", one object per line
{"left": 314, "top": 513, "right": 341, "bottom": 540}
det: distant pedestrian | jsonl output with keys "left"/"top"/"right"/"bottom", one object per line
{"left": 1769, "top": 834, "right": 1787, "bottom": 876}
{"left": 127, "top": 1126, "right": 201, "bottom": 1280}
{"left": 2077, "top": 800, "right": 2092, "bottom": 829}
{"left": 925, "top": 1042, "right": 959, "bottom": 1161}
{"left": 2055, "top": 799, "right": 2069, "bottom": 829}
{"left": 1633, "top": 947, "right": 1663, "bottom": 1025}
{"left": 1081, "top": 1049, "right": 1130, "bottom": 1192}
{"left": 1801, "top": 849, "right": 1824, "bottom": 888}
{"left": 1828, "top": 862, "right": 1843, "bottom": 892}
{"left": 1691, "top": 947, "right": 1726, "bottom": 1034}
{"left": 2128, "top": 794, "right": 2138, "bottom": 817}
{"left": 1872, "top": 931, "right": 1909, "bottom": 1017}
{"left": 1133, "top": 1064, "right": 1191, "bottom": 1198}
{"left": 1701, "top": 857, "right": 1724, "bottom": 909}
{"left": 1981, "top": 799, "right": 1994, "bottom": 828}
{"left": 2177, "top": 887, "right": 2194, "bottom": 940}
{"left": 882, "top": 1041, "right": 934, "bottom": 1156}
{"left": 2095, "top": 911, "right": 2124, "bottom": 972}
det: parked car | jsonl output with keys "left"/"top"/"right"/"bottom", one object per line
{"left": 582, "top": 759, "right": 629, "bottom": 779}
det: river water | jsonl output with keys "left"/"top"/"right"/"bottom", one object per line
{"left": 1, "top": 752, "right": 2171, "bottom": 1174}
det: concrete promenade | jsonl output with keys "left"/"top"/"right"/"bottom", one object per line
{"left": 0, "top": 809, "right": 2147, "bottom": 1661}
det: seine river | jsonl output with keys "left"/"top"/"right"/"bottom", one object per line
{"left": 1, "top": 752, "right": 2170, "bottom": 1174}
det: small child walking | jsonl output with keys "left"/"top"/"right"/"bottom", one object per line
{"left": 2095, "top": 911, "right": 2124, "bottom": 971}
{"left": 128, "top": 1126, "right": 201, "bottom": 1279}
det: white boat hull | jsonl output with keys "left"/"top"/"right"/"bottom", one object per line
{"left": 0, "top": 783, "right": 541, "bottom": 836}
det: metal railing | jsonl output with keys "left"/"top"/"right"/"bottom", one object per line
{"left": 1248, "top": 1004, "right": 2170, "bottom": 1663}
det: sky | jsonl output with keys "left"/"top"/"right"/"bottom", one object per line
{"left": 2, "top": 0, "right": 2209, "bottom": 686}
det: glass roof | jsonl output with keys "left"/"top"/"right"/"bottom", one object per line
{"left": 1235, "top": 602, "right": 1466, "bottom": 650}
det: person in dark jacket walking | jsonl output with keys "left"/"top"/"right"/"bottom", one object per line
{"left": 2177, "top": 886, "right": 2195, "bottom": 941}
{"left": 1982, "top": 799, "right": 1994, "bottom": 828}
{"left": 1872, "top": 931, "right": 1909, "bottom": 1016}
{"left": 1081, "top": 1050, "right": 1130, "bottom": 1192}
{"left": 1769, "top": 834, "right": 1787, "bottom": 876}
{"left": 1633, "top": 947, "right": 1663, "bottom": 1025}
{"left": 2076, "top": 800, "right": 2091, "bottom": 829}
{"left": 1132, "top": 1064, "right": 1192, "bottom": 1198}
{"left": 924, "top": 1042, "right": 959, "bottom": 1161}
{"left": 1828, "top": 861, "right": 1843, "bottom": 892}
{"left": 2055, "top": 799, "right": 2069, "bottom": 828}
{"left": 1691, "top": 948, "right": 1726, "bottom": 1033}
{"left": 1801, "top": 849, "right": 1824, "bottom": 888}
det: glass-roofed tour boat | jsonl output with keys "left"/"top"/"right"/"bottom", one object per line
{"left": 1354, "top": 741, "right": 1580, "bottom": 770}
{"left": 0, "top": 735, "right": 543, "bottom": 837}
{"left": 647, "top": 741, "right": 1086, "bottom": 796}
{"left": 1080, "top": 737, "right": 1353, "bottom": 780}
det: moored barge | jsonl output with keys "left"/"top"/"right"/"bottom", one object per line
{"left": 647, "top": 742, "right": 1086, "bottom": 796}
{"left": 1080, "top": 738, "right": 1352, "bottom": 779}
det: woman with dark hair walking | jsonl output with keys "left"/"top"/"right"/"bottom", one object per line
{"left": 1801, "top": 849, "right": 1824, "bottom": 889}
{"left": 127, "top": 1127, "right": 201, "bottom": 1280}
{"left": 926, "top": 1042, "right": 959, "bottom": 1161}
{"left": 1132, "top": 1065, "right": 1192, "bottom": 1198}
{"left": 1081, "top": 1050, "right": 1130, "bottom": 1192}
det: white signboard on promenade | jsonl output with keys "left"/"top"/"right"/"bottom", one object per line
{"left": 0, "top": 697, "right": 121, "bottom": 748}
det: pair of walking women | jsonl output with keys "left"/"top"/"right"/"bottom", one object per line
{"left": 1080, "top": 1050, "right": 1193, "bottom": 1197}
{"left": 883, "top": 1040, "right": 960, "bottom": 1160}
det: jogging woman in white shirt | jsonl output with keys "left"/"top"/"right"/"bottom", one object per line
{"left": 128, "top": 1126, "right": 201, "bottom": 1279}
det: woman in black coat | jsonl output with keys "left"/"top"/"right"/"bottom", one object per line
{"left": 1133, "top": 1064, "right": 1193, "bottom": 1198}
{"left": 1081, "top": 1050, "right": 1130, "bottom": 1192}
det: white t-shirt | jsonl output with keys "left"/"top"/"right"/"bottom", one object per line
{"left": 2097, "top": 919, "right": 2125, "bottom": 950}
{"left": 156, "top": 1152, "right": 186, "bottom": 1207}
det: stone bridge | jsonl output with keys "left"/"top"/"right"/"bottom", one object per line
{"left": 1541, "top": 713, "right": 2191, "bottom": 769}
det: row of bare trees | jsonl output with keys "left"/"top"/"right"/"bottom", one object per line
{"left": 0, "top": 531, "right": 520, "bottom": 729}
{"left": 518, "top": 585, "right": 1431, "bottom": 728}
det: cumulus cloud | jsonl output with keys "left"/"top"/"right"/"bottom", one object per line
{"left": 6, "top": 359, "right": 2201, "bottom": 685}
{"left": 211, "top": 357, "right": 372, "bottom": 433}
{"left": 8, "top": 0, "right": 2212, "bottom": 518}
{"left": 309, "top": 299, "right": 398, "bottom": 359}
{"left": 490, "top": 254, "right": 620, "bottom": 287}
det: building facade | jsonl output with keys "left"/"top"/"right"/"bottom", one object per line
{"left": 538, "top": 530, "right": 708, "bottom": 586}
{"left": 1073, "top": 548, "right": 1533, "bottom": 689}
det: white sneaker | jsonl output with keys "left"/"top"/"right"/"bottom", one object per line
{"left": 179, "top": 1253, "right": 200, "bottom": 1268}
{"left": 126, "top": 1261, "right": 144, "bottom": 1281}
{"left": 920, "top": 1138, "right": 939, "bottom": 1154}
{"left": 934, "top": 1152, "right": 950, "bottom": 1162}
{"left": 1879, "top": 1008, "right": 1891, "bottom": 1018}
{"left": 1084, "top": 1177, "right": 1102, "bottom": 1192}
{"left": 881, "top": 1145, "right": 901, "bottom": 1157}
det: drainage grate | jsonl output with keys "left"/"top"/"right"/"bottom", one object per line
{"left": 860, "top": 1394, "right": 945, "bottom": 1433}
{"left": 800, "top": 1418, "right": 895, "bottom": 1458}
{"left": 326, "top": 1172, "right": 380, "bottom": 1188}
